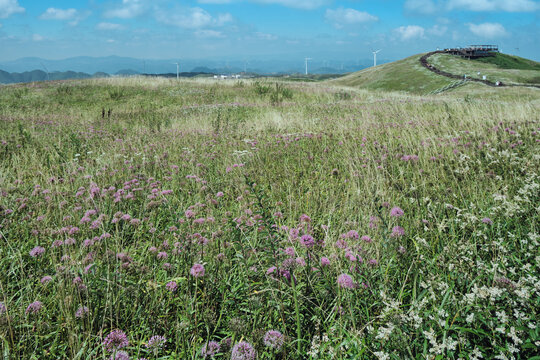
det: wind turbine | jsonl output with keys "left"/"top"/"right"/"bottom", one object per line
{"left": 173, "top": 62, "right": 180, "bottom": 80}
{"left": 304, "top": 57, "right": 312, "bottom": 75}
{"left": 372, "top": 50, "right": 381, "bottom": 67}
{"left": 40, "top": 62, "right": 50, "bottom": 81}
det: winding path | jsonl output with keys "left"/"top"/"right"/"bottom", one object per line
{"left": 419, "top": 52, "right": 540, "bottom": 89}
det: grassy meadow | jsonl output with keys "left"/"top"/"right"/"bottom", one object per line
{"left": 0, "top": 77, "right": 539, "bottom": 359}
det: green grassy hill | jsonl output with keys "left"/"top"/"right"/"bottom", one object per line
{"left": 331, "top": 52, "right": 540, "bottom": 94}
{"left": 429, "top": 53, "right": 540, "bottom": 85}
{"left": 329, "top": 54, "right": 454, "bottom": 94}
{"left": 473, "top": 53, "right": 540, "bottom": 70}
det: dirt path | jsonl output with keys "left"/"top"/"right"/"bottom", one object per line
{"left": 419, "top": 52, "right": 540, "bottom": 89}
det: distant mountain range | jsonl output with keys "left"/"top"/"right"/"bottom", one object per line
{"left": 0, "top": 55, "right": 375, "bottom": 80}
{"left": 0, "top": 69, "right": 107, "bottom": 84}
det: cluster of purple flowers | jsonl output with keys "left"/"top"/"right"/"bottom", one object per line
{"left": 263, "top": 330, "right": 284, "bottom": 350}
{"left": 201, "top": 341, "right": 221, "bottom": 358}
{"left": 231, "top": 341, "right": 256, "bottom": 360}
{"left": 337, "top": 274, "right": 356, "bottom": 289}
{"left": 29, "top": 246, "right": 45, "bottom": 258}
{"left": 25, "top": 301, "right": 42, "bottom": 315}
{"left": 190, "top": 263, "right": 205, "bottom": 278}
{"left": 146, "top": 335, "right": 166, "bottom": 355}
{"left": 75, "top": 306, "right": 89, "bottom": 318}
{"left": 103, "top": 329, "right": 129, "bottom": 352}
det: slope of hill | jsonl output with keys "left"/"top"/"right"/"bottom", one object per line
{"left": 331, "top": 53, "right": 540, "bottom": 94}
{"left": 473, "top": 53, "right": 540, "bottom": 71}
{"left": 329, "top": 54, "right": 455, "bottom": 94}
{"left": 429, "top": 53, "right": 540, "bottom": 85}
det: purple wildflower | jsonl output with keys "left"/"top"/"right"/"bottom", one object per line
{"left": 157, "top": 252, "right": 168, "bottom": 260}
{"left": 0, "top": 302, "right": 6, "bottom": 316}
{"left": 75, "top": 306, "right": 89, "bottom": 318}
{"left": 300, "top": 234, "right": 315, "bottom": 248}
{"left": 190, "top": 263, "right": 205, "bottom": 278}
{"left": 146, "top": 335, "right": 166, "bottom": 354}
{"left": 201, "top": 341, "right": 221, "bottom": 358}
{"left": 391, "top": 226, "right": 405, "bottom": 237}
{"left": 361, "top": 235, "right": 372, "bottom": 243}
{"left": 337, "top": 274, "right": 355, "bottom": 289}
{"left": 110, "top": 351, "right": 130, "bottom": 360}
{"left": 41, "top": 276, "right": 53, "bottom": 284}
{"left": 166, "top": 281, "right": 177, "bottom": 292}
{"left": 390, "top": 207, "right": 404, "bottom": 217}
{"left": 281, "top": 258, "right": 296, "bottom": 270}
{"left": 26, "top": 301, "right": 43, "bottom": 315}
{"left": 369, "top": 216, "right": 379, "bottom": 229}
{"left": 295, "top": 257, "right": 306, "bottom": 267}
{"left": 344, "top": 230, "right": 359, "bottom": 239}
{"left": 320, "top": 257, "right": 330, "bottom": 267}
{"left": 103, "top": 329, "right": 129, "bottom": 352}
{"left": 481, "top": 217, "right": 493, "bottom": 225}
{"left": 231, "top": 341, "right": 257, "bottom": 360}
{"left": 264, "top": 330, "right": 285, "bottom": 350}
{"left": 29, "top": 246, "right": 45, "bottom": 258}
{"left": 284, "top": 247, "right": 295, "bottom": 257}
{"left": 368, "top": 259, "right": 378, "bottom": 266}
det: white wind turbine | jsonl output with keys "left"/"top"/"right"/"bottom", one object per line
{"left": 372, "top": 49, "right": 381, "bottom": 67}
{"left": 304, "top": 57, "right": 312, "bottom": 75}
{"left": 173, "top": 62, "right": 180, "bottom": 79}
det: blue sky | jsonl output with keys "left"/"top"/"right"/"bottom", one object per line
{"left": 0, "top": 0, "right": 539, "bottom": 62}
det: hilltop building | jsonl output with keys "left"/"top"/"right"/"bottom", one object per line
{"left": 443, "top": 45, "right": 499, "bottom": 59}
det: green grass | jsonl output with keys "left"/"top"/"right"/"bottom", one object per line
{"left": 429, "top": 53, "right": 540, "bottom": 85}
{"left": 473, "top": 53, "right": 540, "bottom": 71}
{"left": 0, "top": 77, "right": 538, "bottom": 359}
{"left": 332, "top": 52, "right": 540, "bottom": 94}
{"left": 330, "top": 54, "right": 455, "bottom": 94}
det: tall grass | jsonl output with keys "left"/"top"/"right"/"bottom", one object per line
{"left": 0, "top": 78, "right": 538, "bottom": 359}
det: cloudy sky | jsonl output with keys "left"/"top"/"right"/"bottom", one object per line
{"left": 0, "top": 0, "right": 539, "bottom": 61}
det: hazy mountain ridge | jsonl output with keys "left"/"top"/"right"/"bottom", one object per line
{"left": 0, "top": 56, "right": 373, "bottom": 76}
{"left": 0, "top": 69, "right": 101, "bottom": 84}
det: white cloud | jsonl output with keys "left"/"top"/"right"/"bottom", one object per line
{"left": 198, "top": 0, "right": 233, "bottom": 3}
{"left": 40, "top": 8, "right": 78, "bottom": 20}
{"left": 405, "top": 0, "right": 539, "bottom": 13}
{"left": 96, "top": 22, "right": 124, "bottom": 30}
{"left": 325, "top": 8, "right": 378, "bottom": 28}
{"left": 156, "top": 7, "right": 232, "bottom": 29}
{"left": 195, "top": 29, "right": 225, "bottom": 38}
{"left": 404, "top": 0, "right": 437, "bottom": 14}
{"left": 104, "top": 0, "right": 147, "bottom": 19}
{"left": 0, "top": 0, "right": 24, "bottom": 19}
{"left": 394, "top": 25, "right": 425, "bottom": 40}
{"left": 198, "top": 0, "right": 329, "bottom": 9}
{"left": 428, "top": 24, "right": 448, "bottom": 36}
{"left": 254, "top": 0, "right": 329, "bottom": 9}
{"left": 32, "top": 34, "right": 44, "bottom": 41}
{"left": 255, "top": 32, "right": 278, "bottom": 40}
{"left": 446, "top": 0, "right": 538, "bottom": 12}
{"left": 468, "top": 22, "right": 508, "bottom": 38}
